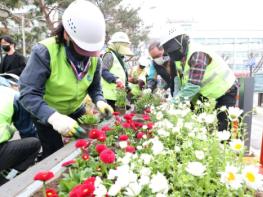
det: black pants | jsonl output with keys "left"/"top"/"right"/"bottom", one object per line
{"left": 216, "top": 84, "right": 238, "bottom": 131}
{"left": 106, "top": 99, "right": 116, "bottom": 111}
{"left": 0, "top": 137, "right": 40, "bottom": 171}
{"left": 33, "top": 105, "right": 86, "bottom": 159}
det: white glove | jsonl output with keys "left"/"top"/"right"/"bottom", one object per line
{"left": 48, "top": 112, "right": 78, "bottom": 136}
{"left": 96, "top": 100, "right": 114, "bottom": 118}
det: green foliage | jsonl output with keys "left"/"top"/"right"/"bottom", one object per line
{"left": 78, "top": 114, "right": 99, "bottom": 125}
{"left": 115, "top": 87, "right": 127, "bottom": 108}
{"left": 134, "top": 91, "right": 161, "bottom": 113}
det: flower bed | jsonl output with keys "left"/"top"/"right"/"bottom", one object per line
{"left": 33, "top": 99, "right": 263, "bottom": 196}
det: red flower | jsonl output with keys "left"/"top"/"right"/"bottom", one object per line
{"left": 122, "top": 122, "right": 130, "bottom": 128}
{"left": 99, "top": 149, "right": 115, "bottom": 164}
{"left": 143, "top": 114, "right": 150, "bottom": 121}
{"left": 126, "top": 145, "right": 136, "bottom": 153}
{"left": 147, "top": 122, "right": 154, "bottom": 129}
{"left": 123, "top": 113, "right": 134, "bottom": 121}
{"left": 96, "top": 144, "right": 107, "bottom": 154}
{"left": 113, "top": 111, "right": 120, "bottom": 116}
{"left": 82, "top": 153, "right": 90, "bottom": 161}
{"left": 133, "top": 121, "right": 143, "bottom": 128}
{"left": 119, "top": 135, "right": 129, "bottom": 141}
{"left": 46, "top": 188, "right": 58, "bottom": 197}
{"left": 83, "top": 176, "right": 96, "bottom": 185}
{"left": 69, "top": 182, "right": 95, "bottom": 197}
{"left": 75, "top": 139, "right": 88, "bottom": 149}
{"left": 97, "top": 133, "right": 106, "bottom": 142}
{"left": 88, "top": 128, "right": 101, "bottom": 139}
{"left": 144, "top": 108, "right": 151, "bottom": 114}
{"left": 62, "top": 160, "right": 76, "bottom": 167}
{"left": 136, "top": 132, "right": 145, "bottom": 139}
{"left": 101, "top": 125, "right": 111, "bottom": 132}
{"left": 34, "top": 171, "right": 54, "bottom": 182}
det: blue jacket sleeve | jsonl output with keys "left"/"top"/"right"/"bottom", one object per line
{"left": 87, "top": 58, "right": 106, "bottom": 103}
{"left": 146, "top": 61, "right": 157, "bottom": 90}
{"left": 19, "top": 44, "right": 55, "bottom": 124}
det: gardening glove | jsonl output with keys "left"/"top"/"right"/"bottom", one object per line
{"left": 48, "top": 112, "right": 82, "bottom": 137}
{"left": 96, "top": 100, "right": 114, "bottom": 119}
{"left": 171, "top": 82, "right": 201, "bottom": 104}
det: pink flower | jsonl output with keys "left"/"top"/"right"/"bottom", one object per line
{"left": 34, "top": 171, "right": 54, "bottom": 182}
{"left": 123, "top": 113, "right": 135, "bottom": 121}
{"left": 119, "top": 135, "right": 129, "bottom": 141}
{"left": 97, "top": 133, "right": 107, "bottom": 142}
{"left": 83, "top": 176, "right": 96, "bottom": 185}
{"left": 88, "top": 128, "right": 101, "bottom": 139}
{"left": 62, "top": 160, "right": 76, "bottom": 167}
{"left": 46, "top": 188, "right": 58, "bottom": 197}
{"left": 147, "top": 122, "right": 154, "bottom": 129}
{"left": 143, "top": 114, "right": 150, "bottom": 121}
{"left": 101, "top": 125, "right": 111, "bottom": 132}
{"left": 113, "top": 111, "right": 120, "bottom": 116}
{"left": 99, "top": 149, "right": 115, "bottom": 164}
{"left": 82, "top": 153, "right": 90, "bottom": 161}
{"left": 96, "top": 144, "right": 107, "bottom": 154}
{"left": 126, "top": 145, "right": 136, "bottom": 153}
{"left": 75, "top": 139, "right": 88, "bottom": 149}
{"left": 122, "top": 122, "right": 130, "bottom": 128}
{"left": 69, "top": 182, "right": 95, "bottom": 197}
{"left": 133, "top": 121, "right": 143, "bottom": 128}
{"left": 144, "top": 108, "right": 151, "bottom": 114}
{"left": 136, "top": 132, "right": 145, "bottom": 139}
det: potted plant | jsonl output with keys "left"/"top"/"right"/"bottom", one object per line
{"left": 115, "top": 86, "right": 127, "bottom": 115}
{"left": 78, "top": 114, "right": 100, "bottom": 131}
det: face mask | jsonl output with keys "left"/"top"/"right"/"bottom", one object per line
{"left": 168, "top": 50, "right": 184, "bottom": 61}
{"left": 153, "top": 55, "right": 170, "bottom": 65}
{"left": 2, "top": 45, "right": 10, "bottom": 52}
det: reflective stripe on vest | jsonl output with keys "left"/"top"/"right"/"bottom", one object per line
{"left": 176, "top": 44, "right": 236, "bottom": 99}
{"left": 40, "top": 37, "right": 98, "bottom": 115}
{"left": 101, "top": 51, "right": 126, "bottom": 100}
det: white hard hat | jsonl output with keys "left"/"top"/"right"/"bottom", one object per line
{"left": 160, "top": 25, "right": 184, "bottom": 46}
{"left": 138, "top": 57, "right": 149, "bottom": 67}
{"left": 62, "top": 0, "right": 106, "bottom": 52}
{"left": 109, "top": 32, "right": 131, "bottom": 44}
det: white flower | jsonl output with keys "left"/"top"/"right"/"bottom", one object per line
{"left": 124, "top": 182, "right": 142, "bottom": 196}
{"left": 140, "top": 153, "right": 153, "bottom": 165}
{"left": 142, "top": 125, "right": 148, "bottom": 130}
{"left": 217, "top": 130, "right": 231, "bottom": 141}
{"left": 242, "top": 165, "right": 263, "bottom": 190}
{"left": 108, "top": 184, "right": 122, "bottom": 196}
{"left": 152, "top": 140, "right": 164, "bottom": 155}
{"left": 157, "top": 128, "right": 169, "bottom": 137}
{"left": 204, "top": 114, "right": 216, "bottom": 124}
{"left": 119, "top": 141, "right": 128, "bottom": 149}
{"left": 174, "top": 145, "right": 181, "bottom": 153}
{"left": 220, "top": 106, "right": 227, "bottom": 111}
{"left": 94, "top": 183, "right": 107, "bottom": 197}
{"left": 136, "top": 145, "right": 143, "bottom": 150}
{"left": 95, "top": 176, "right": 102, "bottom": 186}
{"left": 184, "top": 122, "right": 193, "bottom": 130}
{"left": 229, "top": 139, "right": 244, "bottom": 152}
{"left": 143, "top": 88, "right": 152, "bottom": 94}
{"left": 118, "top": 153, "right": 132, "bottom": 164}
{"left": 220, "top": 165, "right": 242, "bottom": 190}
{"left": 195, "top": 150, "right": 205, "bottom": 160}
{"left": 139, "top": 175, "right": 150, "bottom": 186}
{"left": 156, "top": 111, "right": 164, "bottom": 120}
{"left": 140, "top": 167, "right": 151, "bottom": 176}
{"left": 172, "top": 126, "right": 180, "bottom": 133}
{"left": 228, "top": 107, "right": 243, "bottom": 121}
{"left": 186, "top": 161, "right": 206, "bottom": 176}
{"left": 149, "top": 172, "right": 169, "bottom": 194}
{"left": 156, "top": 193, "right": 167, "bottom": 197}
{"left": 108, "top": 169, "right": 117, "bottom": 180}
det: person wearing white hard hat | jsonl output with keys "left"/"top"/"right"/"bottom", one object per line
{"left": 160, "top": 25, "right": 238, "bottom": 131}
{"left": 101, "top": 31, "right": 134, "bottom": 110}
{"left": 19, "top": 0, "right": 113, "bottom": 158}
{"left": 128, "top": 56, "right": 149, "bottom": 97}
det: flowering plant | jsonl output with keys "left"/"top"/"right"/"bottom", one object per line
{"left": 37, "top": 97, "right": 262, "bottom": 196}
{"left": 115, "top": 86, "right": 127, "bottom": 108}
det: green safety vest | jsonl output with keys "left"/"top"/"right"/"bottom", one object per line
{"left": 176, "top": 44, "right": 236, "bottom": 99}
{"left": 0, "top": 86, "right": 16, "bottom": 144}
{"left": 40, "top": 37, "right": 98, "bottom": 115}
{"left": 129, "top": 66, "right": 147, "bottom": 96}
{"left": 101, "top": 51, "right": 126, "bottom": 101}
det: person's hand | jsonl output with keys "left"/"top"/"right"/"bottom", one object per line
{"left": 96, "top": 100, "right": 114, "bottom": 119}
{"left": 138, "top": 79, "right": 145, "bottom": 89}
{"left": 116, "top": 79, "right": 125, "bottom": 89}
{"left": 48, "top": 112, "right": 80, "bottom": 137}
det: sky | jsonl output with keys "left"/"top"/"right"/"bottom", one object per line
{"left": 122, "top": 0, "right": 263, "bottom": 37}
